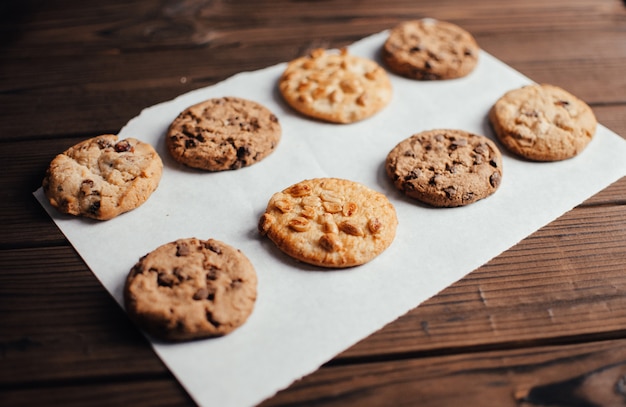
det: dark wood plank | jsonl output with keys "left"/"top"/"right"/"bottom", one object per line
{"left": 261, "top": 338, "right": 626, "bottom": 406}
{"left": 0, "top": 137, "right": 89, "bottom": 247}
{"left": 1, "top": 378, "right": 193, "bottom": 407}
{"left": 1, "top": 0, "right": 624, "bottom": 139}
{"left": 0, "top": 247, "right": 166, "bottom": 385}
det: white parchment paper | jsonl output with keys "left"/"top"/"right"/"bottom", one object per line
{"left": 35, "top": 32, "right": 626, "bottom": 406}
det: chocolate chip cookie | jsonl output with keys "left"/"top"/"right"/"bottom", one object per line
{"left": 124, "top": 238, "right": 257, "bottom": 341}
{"left": 279, "top": 48, "right": 392, "bottom": 123}
{"left": 489, "top": 84, "right": 597, "bottom": 161}
{"left": 386, "top": 129, "right": 503, "bottom": 207}
{"left": 382, "top": 19, "right": 480, "bottom": 80}
{"left": 42, "top": 134, "right": 163, "bottom": 220}
{"left": 258, "top": 178, "right": 398, "bottom": 268}
{"left": 166, "top": 97, "right": 281, "bottom": 171}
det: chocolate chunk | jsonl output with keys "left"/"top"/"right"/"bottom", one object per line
{"left": 193, "top": 288, "right": 209, "bottom": 301}
{"left": 206, "top": 241, "right": 222, "bottom": 254}
{"left": 206, "top": 266, "right": 219, "bottom": 281}
{"left": 237, "top": 146, "right": 250, "bottom": 159}
{"left": 157, "top": 271, "right": 176, "bottom": 287}
{"left": 205, "top": 311, "right": 221, "bottom": 327}
{"left": 88, "top": 201, "right": 100, "bottom": 215}
{"left": 114, "top": 140, "right": 133, "bottom": 153}
{"left": 490, "top": 172, "right": 501, "bottom": 188}
{"left": 176, "top": 243, "right": 191, "bottom": 257}
{"left": 443, "top": 186, "right": 457, "bottom": 198}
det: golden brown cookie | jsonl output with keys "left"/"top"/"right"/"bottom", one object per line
{"left": 386, "top": 129, "right": 503, "bottom": 207}
{"left": 42, "top": 135, "right": 163, "bottom": 220}
{"left": 124, "top": 238, "right": 257, "bottom": 342}
{"left": 258, "top": 178, "right": 398, "bottom": 268}
{"left": 382, "top": 19, "right": 479, "bottom": 80}
{"left": 279, "top": 48, "right": 392, "bottom": 124}
{"left": 166, "top": 97, "right": 281, "bottom": 171}
{"left": 489, "top": 84, "right": 597, "bottom": 161}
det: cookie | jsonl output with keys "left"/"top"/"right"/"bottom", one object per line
{"left": 124, "top": 238, "right": 257, "bottom": 341}
{"left": 279, "top": 48, "right": 392, "bottom": 124}
{"left": 382, "top": 19, "right": 479, "bottom": 80}
{"left": 489, "top": 84, "right": 597, "bottom": 161}
{"left": 258, "top": 178, "right": 398, "bottom": 268}
{"left": 166, "top": 97, "right": 281, "bottom": 171}
{"left": 42, "top": 134, "right": 163, "bottom": 220}
{"left": 386, "top": 129, "right": 503, "bottom": 207}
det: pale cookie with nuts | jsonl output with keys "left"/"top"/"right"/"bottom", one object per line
{"left": 124, "top": 238, "right": 257, "bottom": 341}
{"left": 382, "top": 19, "right": 479, "bottom": 80}
{"left": 489, "top": 84, "right": 597, "bottom": 161}
{"left": 167, "top": 96, "right": 281, "bottom": 171}
{"left": 42, "top": 134, "right": 163, "bottom": 220}
{"left": 258, "top": 178, "right": 398, "bottom": 268}
{"left": 386, "top": 129, "right": 503, "bottom": 207}
{"left": 279, "top": 48, "right": 392, "bottom": 123}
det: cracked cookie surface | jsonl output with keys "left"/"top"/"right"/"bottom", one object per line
{"left": 386, "top": 129, "right": 503, "bottom": 207}
{"left": 42, "top": 134, "right": 163, "bottom": 220}
{"left": 166, "top": 97, "right": 281, "bottom": 171}
{"left": 489, "top": 84, "right": 597, "bottom": 161}
{"left": 259, "top": 178, "right": 398, "bottom": 268}
{"left": 279, "top": 48, "right": 392, "bottom": 123}
{"left": 382, "top": 19, "right": 479, "bottom": 80}
{"left": 124, "top": 237, "right": 257, "bottom": 341}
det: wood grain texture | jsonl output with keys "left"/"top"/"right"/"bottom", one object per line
{"left": 1, "top": 0, "right": 625, "bottom": 139}
{"left": 0, "top": 247, "right": 166, "bottom": 385}
{"left": 262, "top": 339, "right": 626, "bottom": 406}
{"left": 1, "top": 0, "right": 625, "bottom": 406}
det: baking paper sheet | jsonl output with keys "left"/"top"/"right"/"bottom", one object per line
{"left": 35, "top": 31, "right": 626, "bottom": 406}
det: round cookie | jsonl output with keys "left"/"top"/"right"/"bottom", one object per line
{"left": 386, "top": 129, "right": 503, "bottom": 207}
{"left": 279, "top": 48, "right": 392, "bottom": 124}
{"left": 382, "top": 19, "right": 479, "bottom": 80}
{"left": 258, "top": 178, "right": 398, "bottom": 268}
{"left": 166, "top": 97, "right": 281, "bottom": 171}
{"left": 124, "top": 238, "right": 257, "bottom": 341}
{"left": 489, "top": 84, "right": 597, "bottom": 161}
{"left": 42, "top": 134, "right": 163, "bottom": 220}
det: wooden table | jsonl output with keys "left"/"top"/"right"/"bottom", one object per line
{"left": 2, "top": 0, "right": 626, "bottom": 405}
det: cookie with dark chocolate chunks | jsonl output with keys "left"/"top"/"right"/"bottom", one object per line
{"left": 42, "top": 134, "right": 162, "bottom": 220}
{"left": 386, "top": 129, "right": 503, "bottom": 207}
{"left": 124, "top": 237, "right": 257, "bottom": 341}
{"left": 382, "top": 19, "right": 479, "bottom": 80}
{"left": 166, "top": 97, "right": 281, "bottom": 171}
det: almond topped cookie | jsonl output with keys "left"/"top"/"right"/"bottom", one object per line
{"left": 279, "top": 48, "right": 392, "bottom": 123}
{"left": 382, "top": 19, "right": 480, "bottom": 80}
{"left": 489, "top": 84, "right": 597, "bottom": 161}
{"left": 259, "top": 178, "right": 398, "bottom": 268}
{"left": 42, "top": 134, "right": 163, "bottom": 220}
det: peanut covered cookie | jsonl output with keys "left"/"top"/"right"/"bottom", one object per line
{"left": 279, "top": 48, "right": 392, "bottom": 123}
{"left": 258, "top": 178, "right": 398, "bottom": 268}
{"left": 489, "top": 84, "right": 597, "bottom": 161}
{"left": 124, "top": 238, "right": 257, "bottom": 341}
{"left": 382, "top": 19, "right": 479, "bottom": 80}
{"left": 42, "top": 134, "right": 163, "bottom": 220}
{"left": 386, "top": 129, "right": 503, "bottom": 207}
{"left": 167, "top": 97, "right": 281, "bottom": 171}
